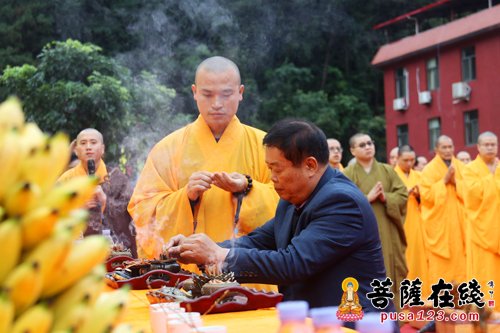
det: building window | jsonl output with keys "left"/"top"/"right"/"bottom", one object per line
{"left": 428, "top": 118, "right": 441, "bottom": 151}
{"left": 464, "top": 110, "right": 479, "bottom": 146}
{"left": 395, "top": 68, "right": 408, "bottom": 99}
{"left": 426, "top": 58, "right": 439, "bottom": 90}
{"left": 397, "top": 124, "right": 409, "bottom": 146}
{"left": 462, "top": 46, "right": 476, "bottom": 82}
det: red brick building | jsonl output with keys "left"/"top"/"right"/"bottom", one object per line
{"left": 372, "top": 4, "right": 500, "bottom": 160}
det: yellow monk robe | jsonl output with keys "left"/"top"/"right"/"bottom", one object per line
{"left": 463, "top": 156, "right": 500, "bottom": 310}
{"left": 394, "top": 165, "right": 430, "bottom": 295}
{"left": 128, "top": 115, "right": 280, "bottom": 259}
{"left": 58, "top": 159, "right": 108, "bottom": 184}
{"left": 344, "top": 160, "right": 408, "bottom": 309}
{"left": 419, "top": 156, "right": 466, "bottom": 285}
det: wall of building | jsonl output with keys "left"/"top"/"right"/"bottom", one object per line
{"left": 383, "top": 30, "right": 500, "bottom": 161}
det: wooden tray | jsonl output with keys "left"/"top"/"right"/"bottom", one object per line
{"left": 105, "top": 255, "right": 135, "bottom": 272}
{"left": 147, "top": 286, "right": 283, "bottom": 314}
{"left": 105, "top": 269, "right": 192, "bottom": 289}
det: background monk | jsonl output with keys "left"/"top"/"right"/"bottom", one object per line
{"left": 344, "top": 133, "right": 408, "bottom": 311}
{"left": 394, "top": 145, "right": 430, "bottom": 295}
{"left": 463, "top": 131, "right": 499, "bottom": 310}
{"left": 419, "top": 135, "right": 466, "bottom": 285}
{"left": 389, "top": 146, "right": 399, "bottom": 167}
{"left": 58, "top": 128, "right": 107, "bottom": 236}
{"left": 327, "top": 138, "right": 344, "bottom": 171}
{"left": 128, "top": 56, "right": 279, "bottom": 260}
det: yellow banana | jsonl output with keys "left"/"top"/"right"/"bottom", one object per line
{"left": 79, "top": 287, "right": 130, "bottom": 333}
{"left": 37, "top": 175, "right": 99, "bottom": 215}
{"left": 19, "top": 122, "right": 47, "bottom": 157}
{"left": 41, "top": 235, "right": 110, "bottom": 297}
{"left": 45, "top": 132, "right": 71, "bottom": 191}
{"left": 11, "top": 303, "right": 53, "bottom": 333}
{"left": 20, "top": 206, "right": 60, "bottom": 250}
{"left": 0, "top": 293, "right": 14, "bottom": 333}
{"left": 0, "top": 218, "right": 22, "bottom": 284}
{"left": 0, "top": 96, "right": 24, "bottom": 132}
{"left": 0, "top": 129, "right": 23, "bottom": 202}
{"left": 0, "top": 206, "right": 5, "bottom": 221}
{"left": 50, "top": 265, "right": 105, "bottom": 319}
{"left": 52, "top": 302, "right": 91, "bottom": 331}
{"left": 2, "top": 261, "right": 43, "bottom": 315}
{"left": 24, "top": 228, "right": 72, "bottom": 292}
{"left": 4, "top": 181, "right": 41, "bottom": 217}
{"left": 19, "top": 131, "right": 69, "bottom": 194}
{"left": 54, "top": 208, "right": 89, "bottom": 241}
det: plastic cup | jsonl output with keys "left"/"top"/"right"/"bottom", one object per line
{"left": 149, "top": 303, "right": 185, "bottom": 333}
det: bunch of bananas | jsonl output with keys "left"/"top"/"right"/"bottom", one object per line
{"left": 0, "top": 97, "right": 140, "bottom": 333}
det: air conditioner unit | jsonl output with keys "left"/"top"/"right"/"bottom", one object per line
{"left": 393, "top": 97, "right": 408, "bottom": 111}
{"left": 452, "top": 82, "right": 471, "bottom": 100}
{"left": 418, "top": 91, "right": 432, "bottom": 105}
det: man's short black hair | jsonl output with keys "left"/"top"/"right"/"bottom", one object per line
{"left": 263, "top": 119, "right": 329, "bottom": 166}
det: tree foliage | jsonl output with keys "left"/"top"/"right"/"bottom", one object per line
{"left": 0, "top": 39, "right": 187, "bottom": 166}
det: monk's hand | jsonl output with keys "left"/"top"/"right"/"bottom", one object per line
{"left": 367, "top": 184, "right": 380, "bottom": 202}
{"left": 444, "top": 165, "right": 455, "bottom": 185}
{"left": 212, "top": 172, "right": 247, "bottom": 193}
{"left": 409, "top": 185, "right": 420, "bottom": 199}
{"left": 174, "top": 234, "right": 229, "bottom": 266}
{"left": 165, "top": 234, "right": 187, "bottom": 259}
{"left": 85, "top": 185, "right": 106, "bottom": 209}
{"left": 187, "top": 171, "right": 214, "bottom": 201}
{"left": 378, "top": 188, "right": 386, "bottom": 203}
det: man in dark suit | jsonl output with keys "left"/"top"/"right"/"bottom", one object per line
{"left": 167, "top": 119, "right": 396, "bottom": 328}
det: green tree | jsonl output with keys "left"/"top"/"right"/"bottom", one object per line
{"left": 0, "top": 39, "right": 186, "bottom": 165}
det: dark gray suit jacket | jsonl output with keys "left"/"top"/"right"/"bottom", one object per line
{"left": 220, "top": 167, "right": 392, "bottom": 314}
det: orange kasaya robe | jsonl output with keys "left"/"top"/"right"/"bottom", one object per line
{"left": 58, "top": 159, "right": 108, "bottom": 184}
{"left": 58, "top": 160, "right": 108, "bottom": 235}
{"left": 128, "top": 115, "right": 280, "bottom": 259}
{"left": 419, "top": 156, "right": 466, "bottom": 285}
{"left": 394, "top": 165, "right": 431, "bottom": 296}
{"left": 463, "top": 156, "right": 500, "bottom": 310}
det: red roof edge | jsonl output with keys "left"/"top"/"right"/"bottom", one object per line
{"left": 373, "top": 0, "right": 451, "bottom": 30}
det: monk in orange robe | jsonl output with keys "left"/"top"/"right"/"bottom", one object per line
{"left": 327, "top": 138, "right": 344, "bottom": 171}
{"left": 58, "top": 128, "right": 107, "bottom": 235}
{"left": 128, "top": 56, "right": 279, "bottom": 261}
{"left": 420, "top": 135, "right": 466, "bottom": 285}
{"left": 394, "top": 145, "right": 430, "bottom": 296}
{"left": 463, "top": 131, "right": 500, "bottom": 310}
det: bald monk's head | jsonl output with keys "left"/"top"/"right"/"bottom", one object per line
{"left": 477, "top": 131, "right": 498, "bottom": 164}
{"left": 74, "top": 128, "right": 105, "bottom": 171}
{"left": 435, "top": 135, "right": 454, "bottom": 161}
{"left": 191, "top": 56, "right": 244, "bottom": 139}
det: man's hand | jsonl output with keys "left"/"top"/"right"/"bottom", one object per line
{"left": 187, "top": 171, "right": 214, "bottom": 201}
{"left": 212, "top": 172, "right": 247, "bottom": 193}
{"left": 409, "top": 185, "right": 420, "bottom": 199}
{"left": 164, "top": 234, "right": 187, "bottom": 259}
{"left": 167, "top": 234, "right": 229, "bottom": 267}
{"left": 444, "top": 165, "right": 456, "bottom": 185}
{"left": 367, "top": 182, "right": 385, "bottom": 203}
{"left": 86, "top": 185, "right": 106, "bottom": 209}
